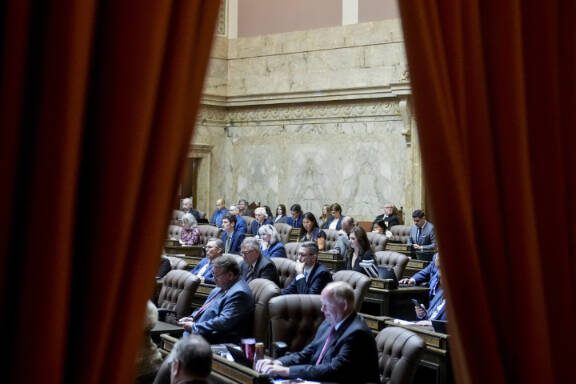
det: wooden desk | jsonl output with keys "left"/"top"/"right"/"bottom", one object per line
{"left": 361, "top": 286, "right": 429, "bottom": 319}
{"left": 317, "top": 252, "right": 345, "bottom": 272}
{"left": 403, "top": 259, "right": 430, "bottom": 278}
{"left": 163, "top": 244, "right": 204, "bottom": 268}
{"left": 360, "top": 313, "right": 452, "bottom": 384}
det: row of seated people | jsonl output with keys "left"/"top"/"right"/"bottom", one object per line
{"left": 150, "top": 259, "right": 428, "bottom": 384}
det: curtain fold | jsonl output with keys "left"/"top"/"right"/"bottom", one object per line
{"left": 399, "top": 0, "right": 576, "bottom": 383}
{"left": 0, "top": 1, "right": 221, "bottom": 383}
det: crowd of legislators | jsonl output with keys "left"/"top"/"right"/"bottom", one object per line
{"left": 143, "top": 197, "right": 443, "bottom": 383}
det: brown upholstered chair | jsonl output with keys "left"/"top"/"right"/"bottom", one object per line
{"left": 156, "top": 270, "right": 200, "bottom": 324}
{"left": 242, "top": 215, "right": 255, "bottom": 233}
{"left": 284, "top": 242, "right": 300, "bottom": 261}
{"left": 332, "top": 270, "right": 372, "bottom": 312}
{"left": 171, "top": 209, "right": 185, "bottom": 225}
{"left": 249, "top": 278, "right": 281, "bottom": 346}
{"left": 271, "top": 257, "right": 298, "bottom": 288}
{"left": 167, "top": 224, "right": 182, "bottom": 240}
{"left": 321, "top": 229, "right": 340, "bottom": 250}
{"left": 163, "top": 255, "right": 188, "bottom": 270}
{"left": 376, "top": 326, "right": 425, "bottom": 384}
{"left": 389, "top": 225, "right": 411, "bottom": 244}
{"left": 197, "top": 224, "right": 222, "bottom": 245}
{"left": 268, "top": 294, "right": 324, "bottom": 352}
{"left": 374, "top": 251, "right": 410, "bottom": 280}
{"left": 274, "top": 223, "right": 292, "bottom": 243}
{"left": 367, "top": 231, "right": 388, "bottom": 252}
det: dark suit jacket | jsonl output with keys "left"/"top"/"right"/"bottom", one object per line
{"left": 281, "top": 263, "right": 333, "bottom": 295}
{"left": 407, "top": 221, "right": 436, "bottom": 260}
{"left": 344, "top": 248, "right": 375, "bottom": 275}
{"left": 287, "top": 215, "right": 303, "bottom": 228}
{"left": 278, "top": 313, "right": 379, "bottom": 383}
{"left": 240, "top": 255, "right": 280, "bottom": 286}
{"left": 192, "top": 278, "right": 254, "bottom": 344}
{"left": 235, "top": 215, "right": 247, "bottom": 234}
{"left": 324, "top": 216, "right": 343, "bottom": 230}
{"left": 250, "top": 218, "right": 273, "bottom": 235}
{"left": 261, "top": 241, "right": 286, "bottom": 259}
{"left": 221, "top": 230, "right": 245, "bottom": 254}
{"left": 372, "top": 214, "right": 400, "bottom": 229}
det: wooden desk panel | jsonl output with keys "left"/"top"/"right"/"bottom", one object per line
{"left": 317, "top": 252, "right": 345, "bottom": 272}
{"left": 361, "top": 286, "right": 429, "bottom": 319}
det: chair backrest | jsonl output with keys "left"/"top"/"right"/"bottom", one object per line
{"left": 157, "top": 270, "right": 201, "bottom": 321}
{"left": 274, "top": 223, "right": 292, "bottom": 243}
{"left": 367, "top": 231, "right": 388, "bottom": 252}
{"left": 271, "top": 258, "right": 298, "bottom": 288}
{"left": 197, "top": 224, "right": 222, "bottom": 245}
{"left": 321, "top": 229, "right": 340, "bottom": 250}
{"left": 332, "top": 270, "right": 372, "bottom": 312}
{"left": 268, "top": 294, "right": 324, "bottom": 352}
{"left": 389, "top": 225, "right": 411, "bottom": 244}
{"left": 242, "top": 215, "right": 255, "bottom": 231}
{"left": 376, "top": 326, "right": 425, "bottom": 384}
{"left": 172, "top": 209, "right": 185, "bottom": 225}
{"left": 283, "top": 242, "right": 300, "bottom": 261}
{"left": 164, "top": 255, "right": 188, "bottom": 270}
{"left": 167, "top": 224, "right": 182, "bottom": 240}
{"left": 249, "top": 278, "right": 281, "bottom": 346}
{"left": 373, "top": 251, "right": 410, "bottom": 280}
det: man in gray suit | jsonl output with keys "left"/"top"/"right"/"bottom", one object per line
{"left": 406, "top": 209, "right": 436, "bottom": 261}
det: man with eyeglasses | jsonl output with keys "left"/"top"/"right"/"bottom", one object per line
{"left": 177, "top": 254, "right": 254, "bottom": 344}
{"left": 190, "top": 238, "right": 224, "bottom": 284}
{"left": 239, "top": 237, "right": 280, "bottom": 286}
{"left": 281, "top": 242, "right": 332, "bottom": 295}
{"left": 372, "top": 202, "right": 401, "bottom": 230}
{"left": 407, "top": 209, "right": 436, "bottom": 261}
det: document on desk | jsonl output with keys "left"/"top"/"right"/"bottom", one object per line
{"left": 392, "top": 319, "right": 414, "bottom": 325}
{"left": 273, "top": 380, "right": 321, "bottom": 384}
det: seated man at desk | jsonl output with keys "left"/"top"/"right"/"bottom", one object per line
{"left": 190, "top": 238, "right": 224, "bottom": 284}
{"left": 239, "top": 237, "right": 280, "bottom": 286}
{"left": 399, "top": 253, "right": 447, "bottom": 323}
{"left": 220, "top": 214, "right": 245, "bottom": 254}
{"left": 178, "top": 254, "right": 254, "bottom": 344}
{"left": 281, "top": 241, "right": 332, "bottom": 295}
{"left": 256, "top": 281, "right": 379, "bottom": 383}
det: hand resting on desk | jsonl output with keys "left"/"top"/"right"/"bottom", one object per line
{"left": 255, "top": 358, "right": 289, "bottom": 377}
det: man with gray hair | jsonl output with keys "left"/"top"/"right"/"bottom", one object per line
{"left": 281, "top": 242, "right": 332, "bottom": 295}
{"left": 152, "top": 335, "right": 212, "bottom": 384}
{"left": 239, "top": 237, "right": 279, "bottom": 286}
{"left": 256, "top": 281, "right": 379, "bottom": 383}
{"left": 332, "top": 216, "right": 354, "bottom": 259}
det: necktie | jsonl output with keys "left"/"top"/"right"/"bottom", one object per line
{"left": 416, "top": 227, "right": 422, "bottom": 245}
{"left": 192, "top": 289, "right": 224, "bottom": 321}
{"left": 316, "top": 326, "right": 335, "bottom": 365}
{"left": 246, "top": 265, "right": 254, "bottom": 280}
{"left": 225, "top": 235, "right": 232, "bottom": 253}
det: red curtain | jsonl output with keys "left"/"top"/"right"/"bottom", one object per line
{"left": 399, "top": 0, "right": 576, "bottom": 383}
{"left": 0, "top": 0, "right": 220, "bottom": 383}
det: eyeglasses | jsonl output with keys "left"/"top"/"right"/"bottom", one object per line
{"left": 240, "top": 249, "right": 255, "bottom": 255}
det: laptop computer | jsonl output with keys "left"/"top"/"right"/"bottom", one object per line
{"left": 359, "top": 261, "right": 399, "bottom": 288}
{"left": 431, "top": 319, "right": 448, "bottom": 334}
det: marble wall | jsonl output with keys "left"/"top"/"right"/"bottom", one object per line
{"left": 192, "top": 20, "right": 422, "bottom": 222}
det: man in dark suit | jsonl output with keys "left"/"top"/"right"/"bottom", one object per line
{"left": 286, "top": 203, "right": 303, "bottom": 229}
{"left": 281, "top": 241, "right": 332, "bottom": 295}
{"left": 239, "top": 237, "right": 280, "bottom": 286}
{"left": 407, "top": 209, "right": 436, "bottom": 261}
{"left": 190, "top": 238, "right": 224, "bottom": 284}
{"left": 256, "top": 281, "right": 379, "bottom": 383}
{"left": 372, "top": 202, "right": 401, "bottom": 229}
{"left": 220, "top": 214, "right": 245, "bottom": 254}
{"left": 177, "top": 254, "right": 254, "bottom": 344}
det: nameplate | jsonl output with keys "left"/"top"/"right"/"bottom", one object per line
{"left": 318, "top": 251, "right": 339, "bottom": 261}
{"left": 407, "top": 259, "right": 430, "bottom": 269}
{"left": 370, "top": 278, "right": 398, "bottom": 290}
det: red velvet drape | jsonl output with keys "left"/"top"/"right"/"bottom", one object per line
{"left": 399, "top": 1, "right": 576, "bottom": 383}
{"left": 0, "top": 1, "right": 220, "bottom": 383}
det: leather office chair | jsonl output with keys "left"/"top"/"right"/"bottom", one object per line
{"left": 321, "top": 229, "right": 340, "bottom": 250}
{"left": 274, "top": 223, "right": 292, "bottom": 243}
{"left": 374, "top": 251, "right": 410, "bottom": 280}
{"left": 271, "top": 257, "right": 298, "bottom": 288}
{"left": 249, "top": 278, "right": 280, "bottom": 346}
{"left": 376, "top": 326, "right": 425, "bottom": 384}
{"left": 242, "top": 215, "right": 255, "bottom": 233}
{"left": 197, "top": 224, "right": 222, "bottom": 245}
{"left": 332, "top": 270, "right": 371, "bottom": 312}
{"left": 268, "top": 294, "right": 324, "bottom": 353}
{"left": 167, "top": 224, "right": 182, "bottom": 241}
{"left": 389, "top": 225, "right": 411, "bottom": 244}
{"left": 367, "top": 231, "right": 388, "bottom": 252}
{"left": 156, "top": 270, "right": 200, "bottom": 324}
{"left": 283, "top": 242, "right": 300, "bottom": 261}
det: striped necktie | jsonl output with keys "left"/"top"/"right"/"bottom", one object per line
{"left": 315, "top": 326, "right": 335, "bottom": 365}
